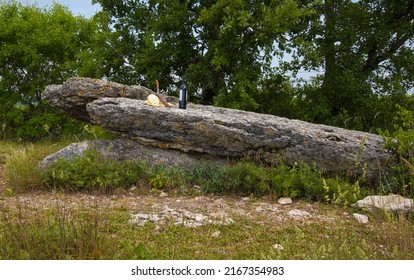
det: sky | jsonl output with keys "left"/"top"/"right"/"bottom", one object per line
{"left": 16, "top": 0, "right": 101, "bottom": 18}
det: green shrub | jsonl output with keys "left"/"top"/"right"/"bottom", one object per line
{"left": 379, "top": 104, "right": 414, "bottom": 196}
{"left": 189, "top": 165, "right": 227, "bottom": 194}
{"left": 44, "top": 150, "right": 146, "bottom": 192}
{"left": 223, "top": 162, "right": 272, "bottom": 196}
{"left": 211, "top": 161, "right": 365, "bottom": 204}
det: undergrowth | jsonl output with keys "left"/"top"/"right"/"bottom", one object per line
{"left": 378, "top": 104, "right": 414, "bottom": 197}
{"left": 44, "top": 150, "right": 146, "bottom": 192}
{"left": 6, "top": 148, "right": 367, "bottom": 206}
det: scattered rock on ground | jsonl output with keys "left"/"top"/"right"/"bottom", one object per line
{"left": 129, "top": 206, "right": 235, "bottom": 228}
{"left": 211, "top": 231, "right": 221, "bottom": 238}
{"left": 352, "top": 195, "right": 414, "bottom": 213}
{"left": 159, "top": 192, "right": 168, "bottom": 198}
{"left": 353, "top": 213, "right": 369, "bottom": 224}
{"left": 288, "top": 209, "right": 311, "bottom": 217}
{"left": 273, "top": 244, "right": 284, "bottom": 251}
{"left": 278, "top": 197, "right": 293, "bottom": 205}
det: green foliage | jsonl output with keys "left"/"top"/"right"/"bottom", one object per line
{"left": 286, "top": 0, "right": 414, "bottom": 131}
{"left": 209, "top": 161, "right": 366, "bottom": 205}
{"left": 379, "top": 104, "right": 414, "bottom": 196}
{"left": 4, "top": 140, "right": 73, "bottom": 193}
{"left": 148, "top": 164, "right": 191, "bottom": 191}
{"left": 91, "top": 0, "right": 310, "bottom": 105}
{"left": 44, "top": 150, "right": 146, "bottom": 192}
{"left": 0, "top": 1, "right": 96, "bottom": 141}
{"left": 5, "top": 144, "right": 44, "bottom": 192}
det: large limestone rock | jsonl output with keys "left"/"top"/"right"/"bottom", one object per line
{"left": 42, "top": 77, "right": 154, "bottom": 121}
{"left": 86, "top": 97, "right": 391, "bottom": 178}
{"left": 42, "top": 77, "right": 394, "bottom": 178}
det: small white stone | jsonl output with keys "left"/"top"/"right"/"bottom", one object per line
{"left": 138, "top": 220, "right": 148, "bottom": 226}
{"left": 273, "top": 244, "right": 284, "bottom": 251}
{"left": 159, "top": 192, "right": 168, "bottom": 198}
{"left": 148, "top": 214, "right": 161, "bottom": 223}
{"left": 255, "top": 206, "right": 264, "bottom": 212}
{"left": 135, "top": 213, "right": 150, "bottom": 220}
{"left": 224, "top": 218, "right": 235, "bottom": 225}
{"left": 353, "top": 213, "right": 369, "bottom": 224}
{"left": 278, "top": 197, "right": 293, "bottom": 205}
{"left": 288, "top": 209, "right": 310, "bottom": 217}
{"left": 211, "top": 231, "right": 221, "bottom": 238}
{"left": 194, "top": 213, "right": 208, "bottom": 222}
{"left": 242, "top": 197, "right": 250, "bottom": 202}
{"left": 352, "top": 195, "right": 414, "bottom": 212}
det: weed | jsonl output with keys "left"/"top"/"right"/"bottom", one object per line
{"left": 148, "top": 165, "right": 191, "bottom": 191}
{"left": 5, "top": 145, "right": 45, "bottom": 192}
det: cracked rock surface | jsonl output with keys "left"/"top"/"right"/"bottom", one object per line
{"left": 42, "top": 77, "right": 394, "bottom": 178}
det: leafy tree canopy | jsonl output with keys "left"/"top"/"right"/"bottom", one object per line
{"left": 90, "top": 0, "right": 312, "bottom": 108}
{"left": 0, "top": 0, "right": 96, "bottom": 140}
{"left": 286, "top": 0, "right": 414, "bottom": 129}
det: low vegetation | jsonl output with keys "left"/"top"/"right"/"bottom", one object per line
{"left": 5, "top": 144, "right": 368, "bottom": 206}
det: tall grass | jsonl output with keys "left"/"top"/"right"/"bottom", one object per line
{"left": 0, "top": 200, "right": 115, "bottom": 259}
{"left": 1, "top": 200, "right": 413, "bottom": 259}
{"left": 4, "top": 140, "right": 72, "bottom": 192}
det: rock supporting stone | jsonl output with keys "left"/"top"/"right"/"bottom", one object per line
{"left": 40, "top": 139, "right": 226, "bottom": 170}
{"left": 129, "top": 206, "right": 235, "bottom": 228}
{"left": 42, "top": 77, "right": 395, "bottom": 178}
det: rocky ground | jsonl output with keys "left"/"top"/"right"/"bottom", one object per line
{"left": 0, "top": 163, "right": 352, "bottom": 229}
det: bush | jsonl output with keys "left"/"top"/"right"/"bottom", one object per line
{"left": 44, "top": 150, "right": 146, "bottom": 192}
{"left": 3, "top": 138, "right": 367, "bottom": 205}
{"left": 217, "top": 161, "right": 365, "bottom": 204}
{"left": 379, "top": 104, "right": 414, "bottom": 197}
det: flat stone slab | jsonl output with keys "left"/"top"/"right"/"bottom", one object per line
{"left": 41, "top": 77, "right": 396, "bottom": 179}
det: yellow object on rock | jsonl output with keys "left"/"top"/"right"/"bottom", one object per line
{"left": 145, "top": 93, "right": 173, "bottom": 107}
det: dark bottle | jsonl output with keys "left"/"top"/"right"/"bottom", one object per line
{"left": 179, "top": 78, "right": 187, "bottom": 109}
